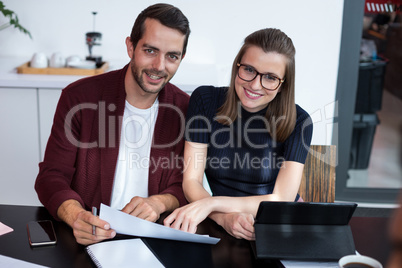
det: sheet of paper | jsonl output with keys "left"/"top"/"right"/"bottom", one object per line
{"left": 99, "top": 204, "right": 220, "bottom": 244}
{"left": 0, "top": 222, "right": 13, "bottom": 236}
{"left": 0, "top": 254, "right": 48, "bottom": 268}
{"left": 86, "top": 238, "right": 164, "bottom": 268}
{"left": 280, "top": 260, "right": 339, "bottom": 267}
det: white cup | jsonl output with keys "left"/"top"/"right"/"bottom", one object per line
{"left": 339, "top": 254, "right": 383, "bottom": 268}
{"left": 66, "top": 55, "right": 82, "bottom": 66}
{"left": 49, "top": 52, "right": 66, "bottom": 68}
{"left": 30, "top": 52, "right": 48, "bottom": 68}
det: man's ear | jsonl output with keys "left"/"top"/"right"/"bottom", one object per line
{"left": 181, "top": 53, "right": 185, "bottom": 61}
{"left": 126, "top": 37, "right": 134, "bottom": 59}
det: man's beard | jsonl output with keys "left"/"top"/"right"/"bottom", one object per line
{"left": 131, "top": 61, "right": 168, "bottom": 95}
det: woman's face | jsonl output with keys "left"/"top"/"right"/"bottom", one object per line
{"left": 235, "top": 46, "right": 287, "bottom": 113}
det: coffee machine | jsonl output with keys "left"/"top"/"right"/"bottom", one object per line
{"left": 86, "top": 12, "right": 102, "bottom": 67}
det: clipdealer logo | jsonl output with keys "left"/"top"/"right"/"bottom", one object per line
{"left": 365, "top": 0, "right": 402, "bottom": 13}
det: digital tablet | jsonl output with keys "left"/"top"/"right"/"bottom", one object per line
{"left": 254, "top": 201, "right": 358, "bottom": 260}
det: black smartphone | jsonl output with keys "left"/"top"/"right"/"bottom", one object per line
{"left": 27, "top": 220, "right": 57, "bottom": 247}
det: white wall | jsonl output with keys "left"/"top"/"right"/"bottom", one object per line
{"left": 1, "top": 0, "right": 344, "bottom": 145}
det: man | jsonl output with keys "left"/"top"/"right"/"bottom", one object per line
{"left": 35, "top": 3, "right": 190, "bottom": 245}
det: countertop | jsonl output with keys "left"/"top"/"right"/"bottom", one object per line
{"left": 0, "top": 56, "right": 126, "bottom": 89}
{"left": 0, "top": 56, "right": 227, "bottom": 92}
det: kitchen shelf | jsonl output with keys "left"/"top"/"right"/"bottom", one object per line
{"left": 17, "top": 61, "right": 109, "bottom": 76}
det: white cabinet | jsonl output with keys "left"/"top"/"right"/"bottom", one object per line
{"left": 38, "top": 89, "right": 62, "bottom": 160}
{"left": 0, "top": 87, "right": 64, "bottom": 205}
{"left": 0, "top": 87, "right": 42, "bottom": 206}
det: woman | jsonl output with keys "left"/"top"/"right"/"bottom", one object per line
{"left": 164, "top": 28, "right": 313, "bottom": 240}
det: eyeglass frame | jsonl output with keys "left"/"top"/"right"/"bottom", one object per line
{"left": 236, "top": 63, "right": 285, "bottom": 91}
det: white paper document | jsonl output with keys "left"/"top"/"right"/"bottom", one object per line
{"left": 0, "top": 254, "right": 49, "bottom": 268}
{"left": 86, "top": 238, "right": 164, "bottom": 268}
{"left": 99, "top": 204, "right": 220, "bottom": 244}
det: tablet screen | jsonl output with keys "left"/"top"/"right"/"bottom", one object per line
{"left": 255, "top": 201, "right": 357, "bottom": 225}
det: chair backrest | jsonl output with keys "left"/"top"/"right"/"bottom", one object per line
{"left": 299, "top": 145, "right": 336, "bottom": 203}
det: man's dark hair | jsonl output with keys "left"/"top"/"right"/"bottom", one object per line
{"left": 130, "top": 3, "right": 190, "bottom": 56}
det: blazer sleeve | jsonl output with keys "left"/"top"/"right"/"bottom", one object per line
{"left": 35, "top": 87, "right": 85, "bottom": 220}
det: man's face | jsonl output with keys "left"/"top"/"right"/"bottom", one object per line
{"left": 127, "top": 18, "right": 185, "bottom": 95}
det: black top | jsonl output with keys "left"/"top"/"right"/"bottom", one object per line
{"left": 185, "top": 86, "right": 313, "bottom": 198}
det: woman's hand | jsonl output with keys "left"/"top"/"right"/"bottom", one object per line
{"left": 163, "top": 198, "right": 213, "bottom": 233}
{"left": 216, "top": 212, "right": 255, "bottom": 241}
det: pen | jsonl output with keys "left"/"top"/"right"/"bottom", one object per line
{"left": 92, "top": 206, "right": 97, "bottom": 235}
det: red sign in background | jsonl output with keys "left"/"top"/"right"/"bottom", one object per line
{"left": 365, "top": 0, "right": 402, "bottom": 13}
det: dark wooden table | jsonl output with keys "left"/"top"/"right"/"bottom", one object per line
{"left": 0, "top": 205, "right": 392, "bottom": 267}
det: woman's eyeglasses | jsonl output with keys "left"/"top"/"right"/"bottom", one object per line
{"left": 237, "top": 63, "right": 285, "bottom": 91}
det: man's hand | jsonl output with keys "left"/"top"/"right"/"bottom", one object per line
{"left": 215, "top": 212, "right": 255, "bottom": 241}
{"left": 57, "top": 200, "right": 116, "bottom": 245}
{"left": 121, "top": 195, "right": 169, "bottom": 222}
{"left": 72, "top": 210, "right": 116, "bottom": 245}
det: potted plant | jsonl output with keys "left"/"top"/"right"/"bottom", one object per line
{"left": 0, "top": 1, "right": 32, "bottom": 38}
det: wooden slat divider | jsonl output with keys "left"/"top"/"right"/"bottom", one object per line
{"left": 299, "top": 145, "right": 336, "bottom": 203}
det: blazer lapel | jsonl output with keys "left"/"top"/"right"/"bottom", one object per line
{"left": 100, "top": 65, "right": 127, "bottom": 205}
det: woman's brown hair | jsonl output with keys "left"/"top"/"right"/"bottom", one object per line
{"left": 216, "top": 28, "right": 296, "bottom": 143}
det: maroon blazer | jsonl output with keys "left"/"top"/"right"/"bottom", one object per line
{"left": 35, "top": 65, "right": 190, "bottom": 219}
